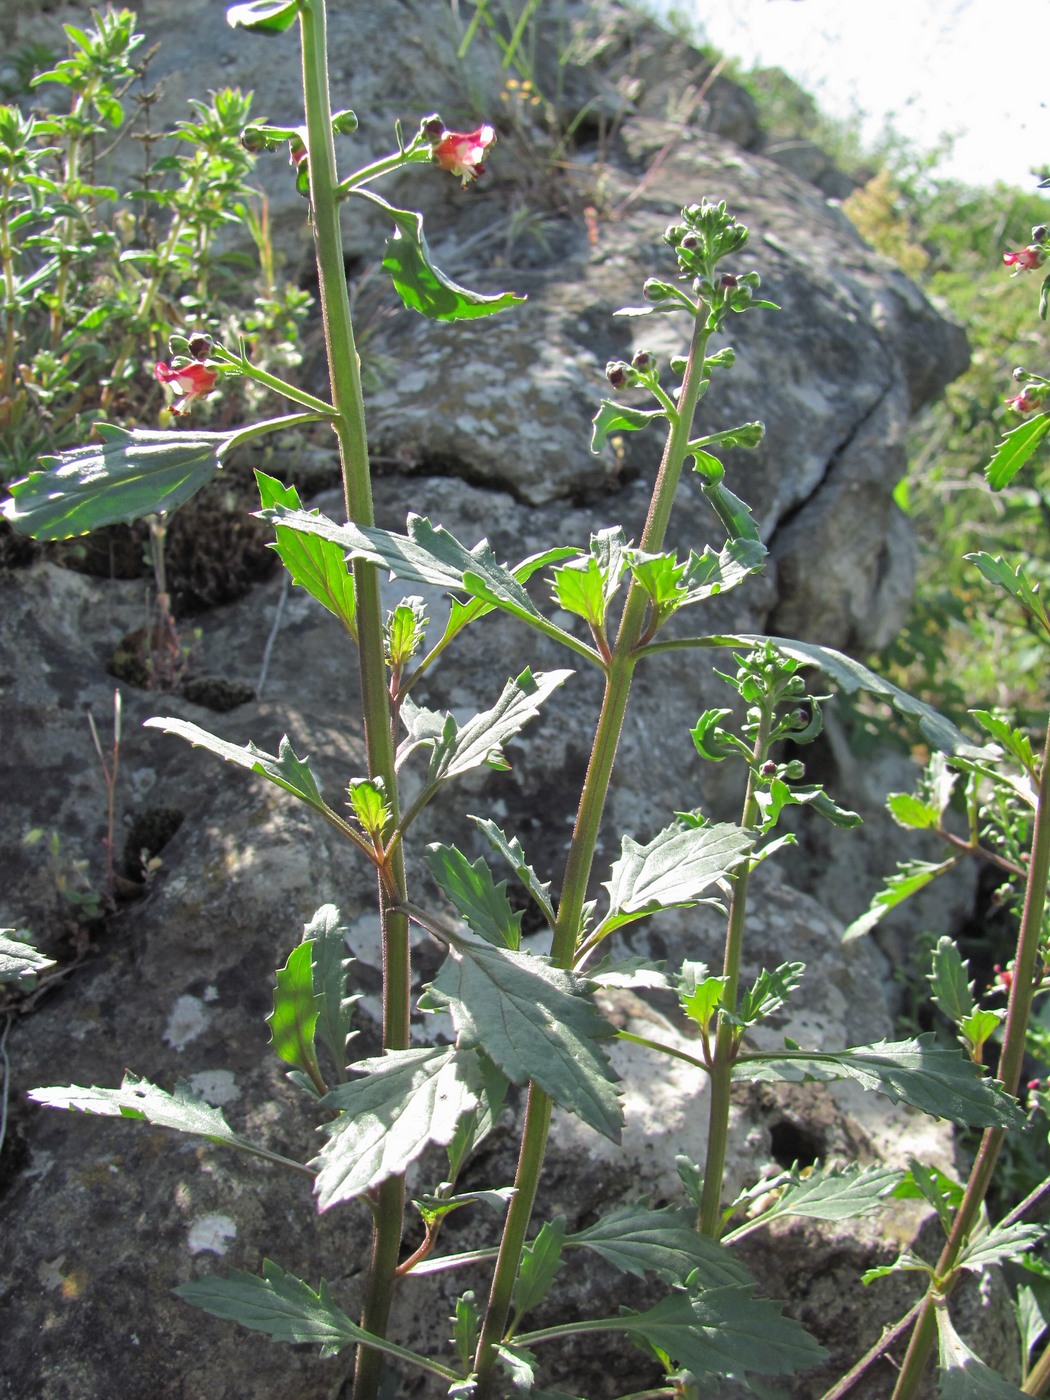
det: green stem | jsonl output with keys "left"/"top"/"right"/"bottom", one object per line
{"left": 298, "top": 5, "right": 409, "bottom": 1398}
{"left": 891, "top": 717, "right": 1050, "bottom": 1400}
{"left": 698, "top": 713, "right": 769, "bottom": 1238}
{"left": 0, "top": 177, "right": 19, "bottom": 399}
{"left": 336, "top": 145, "right": 431, "bottom": 196}
{"left": 213, "top": 346, "right": 336, "bottom": 416}
{"left": 472, "top": 312, "right": 713, "bottom": 1396}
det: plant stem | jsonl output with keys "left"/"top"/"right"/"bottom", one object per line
{"left": 298, "top": 5, "right": 410, "bottom": 1398}
{"left": 698, "top": 712, "right": 769, "bottom": 1238}
{"left": 472, "top": 312, "right": 713, "bottom": 1396}
{"left": 891, "top": 717, "right": 1050, "bottom": 1400}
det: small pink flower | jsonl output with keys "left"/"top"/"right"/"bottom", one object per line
{"left": 432, "top": 124, "right": 496, "bottom": 187}
{"left": 154, "top": 360, "right": 218, "bottom": 416}
{"left": 1006, "top": 387, "right": 1040, "bottom": 413}
{"left": 1003, "top": 245, "right": 1045, "bottom": 272}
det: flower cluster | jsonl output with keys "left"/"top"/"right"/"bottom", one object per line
{"left": 154, "top": 333, "right": 217, "bottom": 416}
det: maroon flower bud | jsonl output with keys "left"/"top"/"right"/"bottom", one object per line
{"left": 187, "top": 333, "right": 212, "bottom": 361}
{"left": 423, "top": 116, "right": 446, "bottom": 141}
{"left": 631, "top": 350, "right": 652, "bottom": 371}
{"left": 1013, "top": 366, "right": 1027, "bottom": 381}
{"left": 760, "top": 760, "right": 777, "bottom": 777}
{"left": 606, "top": 361, "right": 628, "bottom": 388}
{"left": 720, "top": 273, "right": 738, "bottom": 289}
{"left": 680, "top": 233, "right": 698, "bottom": 250}
{"left": 1033, "top": 225, "right": 1047, "bottom": 242}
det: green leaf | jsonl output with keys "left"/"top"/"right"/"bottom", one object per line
{"left": 175, "top": 1261, "right": 454, "bottom": 1380}
{"left": 143, "top": 719, "right": 344, "bottom": 830}
{"left": 862, "top": 1250, "right": 935, "bottom": 1286}
{"left": 676, "top": 961, "right": 727, "bottom": 1031}
{"left": 679, "top": 538, "right": 767, "bottom": 605}
{"left": 423, "top": 930, "right": 622, "bottom": 1141}
{"left": 726, "top": 635, "right": 992, "bottom": 759}
{"left": 513, "top": 1217, "right": 566, "bottom": 1320}
{"left": 30, "top": 1073, "right": 254, "bottom": 1152}
{"left": 568, "top": 1202, "right": 753, "bottom": 1287}
{"left": 984, "top": 412, "right": 1050, "bottom": 490}
{"left": 607, "top": 1284, "right": 825, "bottom": 1385}
{"left": 176, "top": 1261, "right": 356, "bottom": 1356}
{"left": 421, "top": 668, "right": 572, "bottom": 785}
{"left": 361, "top": 191, "right": 524, "bottom": 321}
{"left": 733, "top": 1035, "right": 1026, "bottom": 1130}
{"left": 472, "top": 817, "right": 556, "bottom": 927}
{"left": 965, "top": 553, "right": 1050, "bottom": 636}
{"left": 267, "top": 941, "right": 322, "bottom": 1086}
{"left": 1, "top": 426, "right": 231, "bottom": 539}
{"left": 893, "top": 1160, "right": 964, "bottom": 1236}
{"left": 452, "top": 1290, "right": 480, "bottom": 1371}
{"left": 590, "top": 400, "right": 667, "bottom": 453}
{"left": 255, "top": 472, "right": 356, "bottom": 637}
{"left": 971, "top": 711, "right": 1039, "bottom": 778}
{"left": 731, "top": 962, "right": 805, "bottom": 1029}
{"left": 735, "top": 1163, "right": 904, "bottom": 1228}
{"left": 264, "top": 507, "right": 584, "bottom": 652}
{"left": 589, "top": 956, "right": 670, "bottom": 991}
{"left": 0, "top": 929, "right": 55, "bottom": 985}
{"left": 425, "top": 843, "right": 522, "bottom": 949}
{"left": 312, "top": 1046, "right": 486, "bottom": 1209}
{"left": 443, "top": 1051, "right": 508, "bottom": 1179}
{"left": 929, "top": 937, "right": 976, "bottom": 1025}
{"left": 628, "top": 549, "right": 689, "bottom": 612}
{"left": 887, "top": 791, "right": 943, "bottom": 830}
{"left": 691, "top": 451, "right": 762, "bottom": 542}
{"left": 691, "top": 420, "right": 765, "bottom": 451}
{"left": 936, "top": 1300, "right": 1027, "bottom": 1398}
{"left": 302, "top": 905, "right": 358, "bottom": 1081}
{"left": 599, "top": 821, "right": 752, "bottom": 935}
{"left": 956, "top": 1222, "right": 1047, "bottom": 1274}
{"left": 226, "top": 1, "right": 300, "bottom": 34}
{"left": 843, "top": 858, "right": 957, "bottom": 942}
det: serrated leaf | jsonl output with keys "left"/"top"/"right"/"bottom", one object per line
{"left": 733, "top": 1035, "right": 1026, "bottom": 1129}
{"left": 600, "top": 821, "right": 751, "bottom": 935}
{"left": 901, "top": 1156, "right": 959, "bottom": 1236}
{"left": 965, "top": 553, "right": 1050, "bottom": 636}
{"left": 862, "top": 1250, "right": 934, "bottom": 1286}
{"left": 679, "top": 538, "right": 767, "bottom": 605}
{"left": 452, "top": 1290, "right": 480, "bottom": 1371}
{"left": 425, "top": 844, "right": 522, "bottom": 949}
{"left": 984, "top": 411, "right": 1050, "bottom": 490}
{"left": 590, "top": 400, "right": 666, "bottom": 454}
{"left": 267, "top": 941, "right": 322, "bottom": 1085}
{"left": 569, "top": 1202, "right": 752, "bottom": 1287}
{"left": 887, "top": 791, "right": 942, "bottom": 830}
{"left": 444, "top": 1051, "right": 508, "bottom": 1178}
{"left": 959, "top": 1009, "right": 1003, "bottom": 1054}
{"left": 936, "top": 1300, "right": 1027, "bottom": 1398}
{"left": 424, "top": 930, "right": 622, "bottom": 1141}
{"left": 425, "top": 669, "right": 571, "bottom": 785}
{"left": 143, "top": 719, "right": 342, "bottom": 827}
{"left": 472, "top": 817, "right": 556, "bottom": 927}
{"left": 0, "top": 929, "right": 55, "bottom": 985}
{"left": 255, "top": 472, "right": 356, "bottom": 636}
{"left": 724, "top": 635, "right": 992, "bottom": 759}
{"left": 30, "top": 1073, "right": 251, "bottom": 1151}
{"left": 929, "top": 937, "right": 976, "bottom": 1025}
{"left": 303, "top": 904, "right": 357, "bottom": 1081}
{"left": 360, "top": 191, "right": 523, "bottom": 321}
{"left": 732, "top": 962, "right": 805, "bottom": 1029}
{"left": 496, "top": 1344, "right": 537, "bottom": 1389}
{"left": 677, "top": 961, "right": 727, "bottom": 1030}
{"left": 264, "top": 507, "right": 582, "bottom": 652}
{"left": 740, "top": 1163, "right": 904, "bottom": 1227}
{"left": 312, "top": 1046, "right": 486, "bottom": 1208}
{"left": 971, "top": 711, "right": 1038, "bottom": 778}
{"left": 513, "top": 1217, "right": 566, "bottom": 1320}
{"left": 176, "top": 1260, "right": 357, "bottom": 1356}
{"left": 628, "top": 549, "right": 688, "bottom": 610}
{"left": 589, "top": 956, "right": 671, "bottom": 990}
{"left": 608, "top": 1284, "right": 825, "bottom": 1384}
{"left": 226, "top": 1, "right": 301, "bottom": 34}
{"left": 843, "top": 858, "right": 957, "bottom": 942}
{"left": 1, "top": 426, "right": 231, "bottom": 539}
{"left": 551, "top": 554, "right": 610, "bottom": 629}
{"left": 956, "top": 1222, "right": 1046, "bottom": 1274}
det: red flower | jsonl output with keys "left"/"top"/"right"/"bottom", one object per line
{"left": 432, "top": 124, "right": 496, "bottom": 187}
{"left": 1003, "top": 245, "right": 1045, "bottom": 272}
{"left": 1006, "top": 387, "right": 1040, "bottom": 413}
{"left": 154, "top": 360, "right": 218, "bottom": 416}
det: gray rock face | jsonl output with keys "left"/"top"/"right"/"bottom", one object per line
{"left": 0, "top": 3, "right": 981, "bottom": 1400}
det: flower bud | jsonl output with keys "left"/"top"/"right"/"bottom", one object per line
{"left": 720, "top": 273, "right": 738, "bottom": 290}
{"left": 423, "top": 116, "right": 445, "bottom": 141}
{"left": 631, "top": 350, "right": 652, "bottom": 371}
{"left": 1013, "top": 366, "right": 1027, "bottom": 381}
{"left": 332, "top": 108, "right": 359, "bottom": 135}
{"left": 606, "top": 361, "right": 629, "bottom": 388}
{"left": 1033, "top": 225, "right": 1047, "bottom": 242}
{"left": 760, "top": 760, "right": 777, "bottom": 777}
{"left": 188, "top": 333, "right": 212, "bottom": 360}
{"left": 680, "top": 233, "right": 698, "bottom": 250}
{"left": 642, "top": 278, "right": 673, "bottom": 301}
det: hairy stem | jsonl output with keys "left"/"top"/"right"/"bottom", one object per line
{"left": 891, "top": 717, "right": 1050, "bottom": 1399}
{"left": 472, "top": 312, "right": 713, "bottom": 1395}
{"left": 299, "top": 5, "right": 410, "bottom": 1398}
{"left": 698, "top": 711, "right": 769, "bottom": 1237}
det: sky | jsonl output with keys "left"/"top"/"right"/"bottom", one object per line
{"left": 662, "top": 0, "right": 1050, "bottom": 192}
